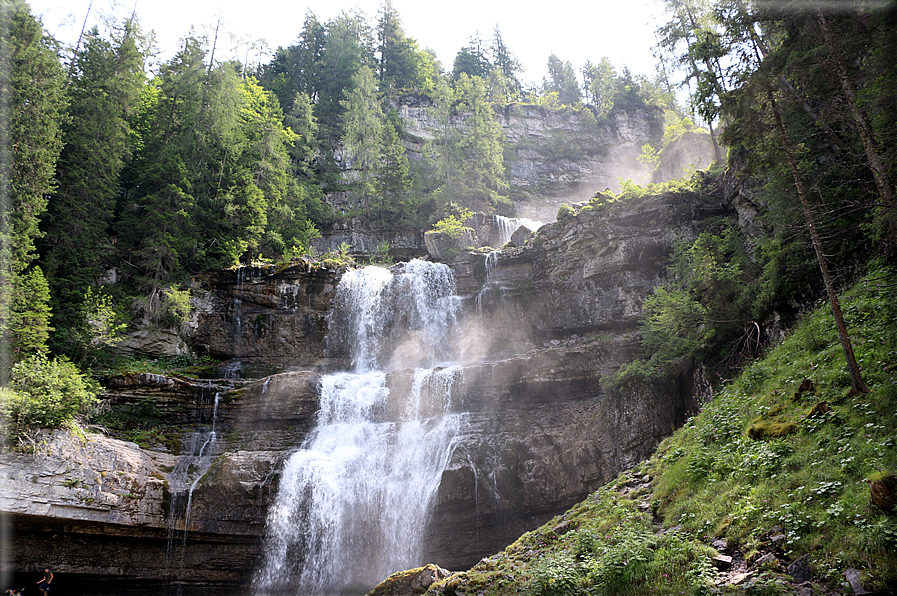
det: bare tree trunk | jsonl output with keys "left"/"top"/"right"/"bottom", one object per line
{"left": 768, "top": 89, "right": 869, "bottom": 394}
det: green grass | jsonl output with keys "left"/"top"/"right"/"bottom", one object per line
{"left": 423, "top": 264, "right": 897, "bottom": 595}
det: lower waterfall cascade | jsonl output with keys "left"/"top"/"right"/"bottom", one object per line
{"left": 253, "top": 259, "right": 469, "bottom": 595}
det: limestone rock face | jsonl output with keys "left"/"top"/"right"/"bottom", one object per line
{"left": 424, "top": 229, "right": 478, "bottom": 260}
{"left": 3, "top": 366, "right": 323, "bottom": 594}
{"left": 311, "top": 218, "right": 428, "bottom": 261}
{"left": 465, "top": 191, "right": 731, "bottom": 341}
{"left": 396, "top": 98, "right": 668, "bottom": 223}
{"left": 190, "top": 261, "right": 341, "bottom": 360}
{"left": 114, "top": 327, "right": 191, "bottom": 358}
{"left": 0, "top": 430, "right": 167, "bottom": 527}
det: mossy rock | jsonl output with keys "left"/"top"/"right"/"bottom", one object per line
{"left": 806, "top": 401, "right": 831, "bottom": 418}
{"left": 865, "top": 471, "right": 896, "bottom": 511}
{"left": 747, "top": 416, "right": 796, "bottom": 440}
{"left": 368, "top": 564, "right": 451, "bottom": 596}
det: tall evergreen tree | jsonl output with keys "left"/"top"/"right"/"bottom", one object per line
{"left": 259, "top": 12, "right": 326, "bottom": 112}
{"left": 40, "top": 21, "right": 146, "bottom": 334}
{"left": 428, "top": 74, "right": 507, "bottom": 213}
{"left": 341, "top": 65, "right": 385, "bottom": 217}
{"left": 451, "top": 36, "right": 490, "bottom": 82}
{"left": 376, "top": 111, "right": 412, "bottom": 224}
{"left": 0, "top": 0, "right": 67, "bottom": 369}
{"left": 317, "top": 11, "right": 375, "bottom": 142}
{"left": 490, "top": 26, "right": 522, "bottom": 102}
{"left": 376, "top": 0, "right": 419, "bottom": 94}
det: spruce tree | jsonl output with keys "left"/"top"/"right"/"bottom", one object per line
{"left": 40, "top": 21, "right": 146, "bottom": 341}
{"left": 0, "top": 0, "right": 67, "bottom": 371}
{"left": 341, "top": 65, "right": 385, "bottom": 218}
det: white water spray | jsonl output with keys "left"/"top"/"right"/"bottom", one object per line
{"left": 255, "top": 260, "right": 467, "bottom": 595}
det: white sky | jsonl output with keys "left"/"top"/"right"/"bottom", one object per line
{"left": 27, "top": 0, "right": 668, "bottom": 87}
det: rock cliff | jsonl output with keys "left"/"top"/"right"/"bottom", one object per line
{"left": 313, "top": 99, "right": 678, "bottom": 254}
{"left": 3, "top": 185, "right": 739, "bottom": 594}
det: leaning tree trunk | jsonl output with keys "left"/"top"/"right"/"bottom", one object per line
{"left": 768, "top": 89, "right": 869, "bottom": 395}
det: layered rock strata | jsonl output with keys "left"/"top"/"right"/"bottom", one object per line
{"left": 2, "top": 189, "right": 735, "bottom": 593}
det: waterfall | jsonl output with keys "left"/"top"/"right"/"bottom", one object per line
{"left": 483, "top": 214, "right": 543, "bottom": 248}
{"left": 255, "top": 259, "right": 466, "bottom": 595}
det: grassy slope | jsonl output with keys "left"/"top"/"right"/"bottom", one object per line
{"left": 418, "top": 264, "right": 897, "bottom": 595}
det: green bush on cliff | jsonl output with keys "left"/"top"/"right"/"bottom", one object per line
{"left": 431, "top": 208, "right": 474, "bottom": 239}
{"left": 0, "top": 355, "right": 100, "bottom": 444}
{"left": 556, "top": 204, "right": 575, "bottom": 220}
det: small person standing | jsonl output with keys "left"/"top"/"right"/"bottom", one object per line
{"left": 36, "top": 568, "right": 53, "bottom": 595}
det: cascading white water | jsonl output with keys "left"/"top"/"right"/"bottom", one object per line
{"left": 491, "top": 214, "right": 543, "bottom": 247}
{"left": 254, "top": 259, "right": 466, "bottom": 596}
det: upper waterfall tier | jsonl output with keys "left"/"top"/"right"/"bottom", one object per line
{"left": 326, "top": 259, "right": 462, "bottom": 372}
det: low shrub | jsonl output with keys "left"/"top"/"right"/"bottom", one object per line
{"left": 0, "top": 355, "right": 99, "bottom": 443}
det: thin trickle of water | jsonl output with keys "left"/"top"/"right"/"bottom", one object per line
{"left": 255, "top": 260, "right": 467, "bottom": 596}
{"left": 182, "top": 391, "right": 220, "bottom": 539}
{"left": 465, "top": 449, "right": 481, "bottom": 552}
{"left": 165, "top": 386, "right": 223, "bottom": 595}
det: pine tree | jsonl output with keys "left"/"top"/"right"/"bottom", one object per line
{"left": 40, "top": 21, "right": 146, "bottom": 335}
{"left": 0, "top": 0, "right": 67, "bottom": 371}
{"left": 341, "top": 65, "right": 385, "bottom": 217}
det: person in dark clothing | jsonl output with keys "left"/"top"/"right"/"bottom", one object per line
{"left": 37, "top": 568, "right": 53, "bottom": 594}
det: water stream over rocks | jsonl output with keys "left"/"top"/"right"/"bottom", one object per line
{"left": 254, "top": 259, "right": 470, "bottom": 595}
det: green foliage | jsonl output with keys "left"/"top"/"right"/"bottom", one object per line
{"left": 341, "top": 65, "right": 385, "bottom": 216}
{"left": 427, "top": 266, "right": 897, "bottom": 596}
{"left": 80, "top": 287, "right": 128, "bottom": 350}
{"left": 0, "top": 0, "right": 67, "bottom": 375}
{"left": 607, "top": 225, "right": 760, "bottom": 394}
{"left": 10, "top": 266, "right": 53, "bottom": 358}
{"left": 424, "top": 75, "right": 509, "bottom": 214}
{"left": 544, "top": 54, "right": 581, "bottom": 107}
{"left": 637, "top": 144, "right": 661, "bottom": 171}
{"left": 1, "top": 355, "right": 99, "bottom": 441}
{"left": 40, "top": 20, "right": 146, "bottom": 331}
{"left": 161, "top": 285, "right": 192, "bottom": 328}
{"left": 582, "top": 58, "right": 617, "bottom": 114}
{"left": 430, "top": 208, "right": 473, "bottom": 240}
{"left": 376, "top": 0, "right": 424, "bottom": 94}
{"left": 432, "top": 484, "right": 717, "bottom": 595}
{"left": 321, "top": 242, "right": 356, "bottom": 269}
{"left": 556, "top": 204, "right": 575, "bottom": 221}
{"left": 1, "top": 0, "right": 67, "bottom": 273}
{"left": 533, "top": 554, "right": 577, "bottom": 596}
